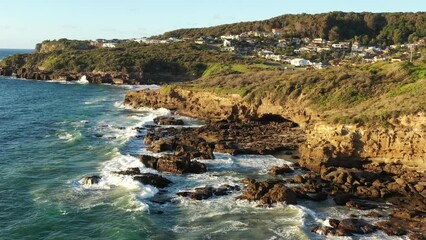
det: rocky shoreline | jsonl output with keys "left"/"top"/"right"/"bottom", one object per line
{"left": 0, "top": 67, "right": 193, "bottom": 85}
{"left": 119, "top": 88, "right": 426, "bottom": 238}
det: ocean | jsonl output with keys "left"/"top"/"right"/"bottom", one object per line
{"left": 0, "top": 50, "right": 395, "bottom": 240}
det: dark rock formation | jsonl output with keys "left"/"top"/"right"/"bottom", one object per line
{"left": 133, "top": 173, "right": 172, "bottom": 189}
{"left": 237, "top": 178, "right": 297, "bottom": 205}
{"left": 139, "top": 154, "right": 207, "bottom": 174}
{"left": 269, "top": 164, "right": 294, "bottom": 176}
{"left": 154, "top": 116, "right": 184, "bottom": 125}
{"left": 177, "top": 185, "right": 241, "bottom": 200}
{"left": 311, "top": 218, "right": 376, "bottom": 236}
{"left": 80, "top": 175, "right": 101, "bottom": 185}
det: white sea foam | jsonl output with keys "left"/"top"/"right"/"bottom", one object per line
{"left": 57, "top": 130, "right": 82, "bottom": 143}
{"left": 84, "top": 97, "right": 107, "bottom": 105}
{"left": 76, "top": 75, "right": 89, "bottom": 84}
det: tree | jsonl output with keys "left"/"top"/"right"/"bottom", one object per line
{"left": 329, "top": 26, "right": 341, "bottom": 41}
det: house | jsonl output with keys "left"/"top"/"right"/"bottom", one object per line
{"left": 102, "top": 42, "right": 117, "bottom": 48}
{"left": 312, "top": 38, "right": 326, "bottom": 45}
{"left": 90, "top": 40, "right": 104, "bottom": 48}
{"left": 221, "top": 35, "right": 240, "bottom": 40}
{"left": 195, "top": 39, "right": 206, "bottom": 45}
{"left": 272, "top": 28, "right": 283, "bottom": 36}
{"left": 352, "top": 43, "right": 365, "bottom": 52}
{"left": 223, "top": 39, "right": 232, "bottom": 47}
{"left": 290, "top": 58, "right": 311, "bottom": 67}
{"left": 332, "top": 42, "right": 350, "bottom": 50}
{"left": 292, "top": 38, "right": 302, "bottom": 45}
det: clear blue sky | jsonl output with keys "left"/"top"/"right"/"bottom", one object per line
{"left": 1, "top": 0, "right": 425, "bottom": 49}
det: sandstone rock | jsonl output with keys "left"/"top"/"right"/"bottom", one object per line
{"left": 269, "top": 164, "right": 294, "bottom": 176}
{"left": 238, "top": 179, "right": 297, "bottom": 205}
{"left": 376, "top": 220, "right": 407, "bottom": 236}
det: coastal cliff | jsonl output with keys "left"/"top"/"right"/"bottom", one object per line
{"left": 124, "top": 87, "right": 426, "bottom": 173}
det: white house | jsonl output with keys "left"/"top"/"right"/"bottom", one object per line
{"left": 223, "top": 39, "right": 232, "bottom": 47}
{"left": 290, "top": 58, "right": 311, "bottom": 67}
{"left": 102, "top": 43, "right": 117, "bottom": 48}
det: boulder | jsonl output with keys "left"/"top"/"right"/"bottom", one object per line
{"left": 80, "top": 175, "right": 101, "bottom": 185}
{"left": 237, "top": 179, "right": 297, "bottom": 205}
{"left": 269, "top": 164, "right": 294, "bottom": 176}
{"left": 114, "top": 167, "right": 141, "bottom": 175}
{"left": 133, "top": 173, "right": 172, "bottom": 188}
{"left": 139, "top": 154, "right": 207, "bottom": 174}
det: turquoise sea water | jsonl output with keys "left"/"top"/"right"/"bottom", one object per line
{"left": 0, "top": 50, "right": 395, "bottom": 240}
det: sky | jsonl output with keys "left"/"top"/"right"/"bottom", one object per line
{"left": 0, "top": 0, "right": 425, "bottom": 49}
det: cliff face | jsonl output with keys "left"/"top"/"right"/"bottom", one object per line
{"left": 300, "top": 117, "right": 426, "bottom": 172}
{"left": 124, "top": 88, "right": 426, "bottom": 172}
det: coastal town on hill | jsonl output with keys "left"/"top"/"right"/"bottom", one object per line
{"left": 87, "top": 28, "right": 426, "bottom": 70}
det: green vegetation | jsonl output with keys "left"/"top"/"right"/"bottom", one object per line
{"left": 0, "top": 41, "right": 246, "bottom": 79}
{"left": 161, "top": 12, "right": 425, "bottom": 46}
{"left": 175, "top": 61, "right": 426, "bottom": 125}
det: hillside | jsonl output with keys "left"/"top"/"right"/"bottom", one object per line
{"left": 0, "top": 40, "right": 248, "bottom": 84}
{"left": 161, "top": 12, "right": 426, "bottom": 45}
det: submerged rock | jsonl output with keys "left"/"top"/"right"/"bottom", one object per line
{"left": 177, "top": 185, "right": 241, "bottom": 200}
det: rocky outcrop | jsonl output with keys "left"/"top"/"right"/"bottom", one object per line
{"left": 0, "top": 67, "right": 13, "bottom": 76}
{"left": 133, "top": 174, "right": 172, "bottom": 189}
{"left": 6, "top": 67, "right": 140, "bottom": 84}
{"left": 80, "top": 175, "right": 101, "bottom": 185}
{"left": 311, "top": 218, "right": 376, "bottom": 236}
{"left": 124, "top": 88, "right": 317, "bottom": 125}
{"left": 145, "top": 120, "right": 304, "bottom": 157}
{"left": 177, "top": 185, "right": 241, "bottom": 200}
{"left": 299, "top": 116, "right": 426, "bottom": 173}
{"left": 237, "top": 178, "right": 297, "bottom": 205}
{"left": 153, "top": 116, "right": 184, "bottom": 125}
{"left": 139, "top": 155, "right": 207, "bottom": 174}
{"left": 125, "top": 88, "right": 426, "bottom": 173}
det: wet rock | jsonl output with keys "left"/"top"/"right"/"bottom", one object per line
{"left": 338, "top": 218, "right": 376, "bottom": 234}
{"left": 333, "top": 193, "right": 353, "bottom": 206}
{"left": 133, "top": 173, "right": 172, "bottom": 188}
{"left": 376, "top": 220, "right": 407, "bottom": 236}
{"left": 269, "top": 164, "right": 294, "bottom": 176}
{"left": 139, "top": 154, "right": 207, "bottom": 174}
{"left": 154, "top": 116, "right": 184, "bottom": 125}
{"left": 364, "top": 211, "right": 383, "bottom": 218}
{"left": 145, "top": 127, "right": 214, "bottom": 159}
{"left": 237, "top": 179, "right": 297, "bottom": 205}
{"left": 346, "top": 200, "right": 377, "bottom": 210}
{"left": 80, "top": 175, "right": 101, "bottom": 185}
{"left": 312, "top": 218, "right": 376, "bottom": 237}
{"left": 293, "top": 175, "right": 305, "bottom": 183}
{"left": 177, "top": 185, "right": 240, "bottom": 200}
{"left": 114, "top": 167, "right": 141, "bottom": 175}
